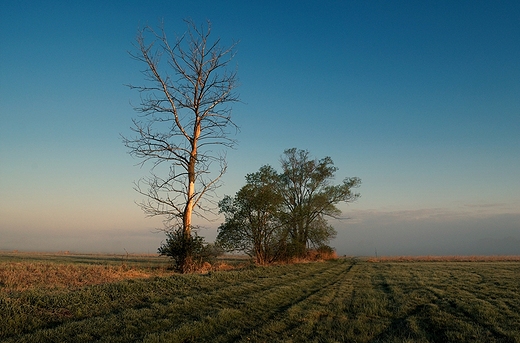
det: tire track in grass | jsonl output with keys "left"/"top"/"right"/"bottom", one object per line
{"left": 341, "top": 263, "right": 399, "bottom": 342}
{"left": 274, "top": 260, "right": 359, "bottom": 341}
{"left": 410, "top": 263, "right": 519, "bottom": 342}
{"left": 467, "top": 264, "right": 520, "bottom": 337}
{"left": 210, "top": 259, "right": 358, "bottom": 342}
{"left": 201, "top": 262, "right": 347, "bottom": 309}
{"left": 369, "top": 264, "right": 493, "bottom": 342}
{"left": 145, "top": 259, "right": 356, "bottom": 342}
{"left": 427, "top": 288, "right": 518, "bottom": 342}
{"left": 372, "top": 263, "right": 518, "bottom": 343}
{"left": 369, "top": 264, "right": 451, "bottom": 343}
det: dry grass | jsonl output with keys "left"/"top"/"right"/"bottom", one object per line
{"left": 269, "top": 250, "right": 339, "bottom": 266}
{"left": 366, "top": 255, "right": 520, "bottom": 263}
{"left": 0, "top": 262, "right": 171, "bottom": 292}
{"left": 0, "top": 252, "right": 253, "bottom": 291}
{"left": 306, "top": 248, "right": 338, "bottom": 261}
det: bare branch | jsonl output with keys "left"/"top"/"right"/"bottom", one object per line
{"left": 123, "top": 20, "right": 239, "bottom": 235}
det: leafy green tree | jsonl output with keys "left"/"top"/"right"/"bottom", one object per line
{"left": 217, "top": 166, "right": 285, "bottom": 264}
{"left": 279, "top": 148, "right": 361, "bottom": 257}
{"left": 218, "top": 149, "right": 361, "bottom": 262}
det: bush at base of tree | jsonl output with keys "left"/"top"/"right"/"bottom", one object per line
{"left": 307, "top": 246, "right": 338, "bottom": 261}
{"left": 158, "top": 227, "right": 223, "bottom": 273}
{"left": 275, "top": 245, "right": 338, "bottom": 263}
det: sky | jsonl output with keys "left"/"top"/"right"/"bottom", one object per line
{"left": 1, "top": 0, "right": 519, "bottom": 256}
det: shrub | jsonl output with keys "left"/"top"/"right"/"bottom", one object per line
{"left": 307, "top": 246, "right": 338, "bottom": 261}
{"left": 158, "top": 227, "right": 223, "bottom": 273}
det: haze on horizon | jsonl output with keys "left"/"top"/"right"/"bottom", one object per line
{"left": 1, "top": 1, "right": 519, "bottom": 257}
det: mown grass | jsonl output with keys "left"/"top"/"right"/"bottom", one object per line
{"left": 1, "top": 253, "right": 519, "bottom": 342}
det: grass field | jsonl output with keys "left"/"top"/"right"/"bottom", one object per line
{"left": 1, "top": 252, "right": 519, "bottom": 342}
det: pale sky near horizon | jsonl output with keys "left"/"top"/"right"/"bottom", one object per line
{"left": 1, "top": 1, "right": 519, "bottom": 256}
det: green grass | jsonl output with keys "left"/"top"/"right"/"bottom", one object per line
{"left": 1, "top": 254, "right": 519, "bottom": 342}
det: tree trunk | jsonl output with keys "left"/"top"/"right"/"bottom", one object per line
{"left": 183, "top": 121, "right": 200, "bottom": 237}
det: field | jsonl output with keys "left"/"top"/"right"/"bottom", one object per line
{"left": 1, "top": 252, "right": 519, "bottom": 342}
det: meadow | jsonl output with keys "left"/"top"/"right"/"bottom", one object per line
{"left": 1, "top": 252, "right": 519, "bottom": 342}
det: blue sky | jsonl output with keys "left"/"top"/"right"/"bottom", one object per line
{"left": 1, "top": 0, "right": 519, "bottom": 256}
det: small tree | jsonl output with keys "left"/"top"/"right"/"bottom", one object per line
{"left": 158, "top": 227, "right": 223, "bottom": 272}
{"left": 123, "top": 20, "right": 239, "bottom": 272}
{"left": 279, "top": 148, "right": 361, "bottom": 257}
{"left": 217, "top": 166, "right": 285, "bottom": 264}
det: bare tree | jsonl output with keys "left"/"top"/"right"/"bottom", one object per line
{"left": 123, "top": 20, "right": 239, "bottom": 271}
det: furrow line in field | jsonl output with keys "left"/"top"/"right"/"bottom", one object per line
{"left": 207, "top": 259, "right": 358, "bottom": 342}
{"left": 260, "top": 260, "right": 360, "bottom": 342}
{"left": 370, "top": 263, "right": 520, "bottom": 343}
{"left": 144, "top": 260, "right": 355, "bottom": 342}
{"left": 426, "top": 287, "right": 520, "bottom": 342}
{"left": 357, "top": 264, "right": 440, "bottom": 342}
